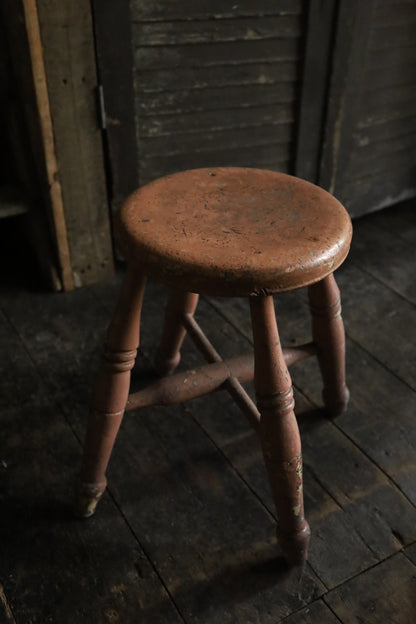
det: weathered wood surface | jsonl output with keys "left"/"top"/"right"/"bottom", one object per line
{"left": 1, "top": 199, "right": 416, "bottom": 622}
{"left": 130, "top": 0, "right": 305, "bottom": 184}
{"left": 0, "top": 307, "right": 182, "bottom": 623}
{"left": 91, "top": 0, "right": 139, "bottom": 213}
{"left": 282, "top": 600, "right": 341, "bottom": 624}
{"left": 22, "top": 0, "right": 74, "bottom": 291}
{"left": 320, "top": 0, "right": 416, "bottom": 216}
{"left": 347, "top": 214, "right": 416, "bottom": 304}
{"left": 295, "top": 0, "right": 337, "bottom": 183}
{"left": 35, "top": 0, "right": 114, "bottom": 287}
{"left": 0, "top": 1, "right": 67, "bottom": 290}
{"left": 133, "top": 0, "right": 303, "bottom": 22}
{"left": 325, "top": 554, "right": 416, "bottom": 623}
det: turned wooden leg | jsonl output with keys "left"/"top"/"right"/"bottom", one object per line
{"left": 308, "top": 273, "right": 350, "bottom": 418}
{"left": 75, "top": 268, "right": 146, "bottom": 517}
{"left": 250, "top": 295, "right": 310, "bottom": 565}
{"left": 154, "top": 291, "right": 199, "bottom": 375}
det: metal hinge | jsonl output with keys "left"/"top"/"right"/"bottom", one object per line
{"left": 96, "top": 84, "right": 106, "bottom": 130}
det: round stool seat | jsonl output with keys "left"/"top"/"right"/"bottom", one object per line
{"left": 118, "top": 167, "right": 352, "bottom": 296}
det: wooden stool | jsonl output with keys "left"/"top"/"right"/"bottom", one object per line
{"left": 76, "top": 167, "right": 352, "bottom": 566}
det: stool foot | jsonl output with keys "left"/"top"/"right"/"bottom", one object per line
{"left": 77, "top": 269, "right": 146, "bottom": 517}
{"left": 250, "top": 295, "right": 310, "bottom": 566}
{"left": 75, "top": 480, "right": 107, "bottom": 518}
{"left": 308, "top": 273, "right": 349, "bottom": 419}
{"left": 278, "top": 523, "right": 311, "bottom": 566}
{"left": 323, "top": 385, "right": 350, "bottom": 419}
{"left": 155, "top": 291, "right": 199, "bottom": 376}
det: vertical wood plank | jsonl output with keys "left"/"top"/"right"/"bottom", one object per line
{"left": 91, "top": 0, "right": 139, "bottom": 213}
{"left": 295, "top": 0, "right": 337, "bottom": 183}
{"left": 319, "top": 0, "right": 375, "bottom": 195}
{"left": 35, "top": 0, "right": 114, "bottom": 287}
{"left": 22, "top": 0, "right": 74, "bottom": 290}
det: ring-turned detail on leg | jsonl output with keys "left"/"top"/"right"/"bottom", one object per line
{"left": 308, "top": 273, "right": 350, "bottom": 418}
{"left": 76, "top": 269, "right": 146, "bottom": 517}
{"left": 250, "top": 295, "right": 310, "bottom": 565}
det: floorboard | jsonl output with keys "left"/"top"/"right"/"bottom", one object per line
{"left": 325, "top": 553, "right": 416, "bottom": 624}
{"left": 1, "top": 199, "right": 416, "bottom": 622}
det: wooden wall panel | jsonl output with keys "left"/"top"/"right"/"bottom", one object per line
{"left": 35, "top": 0, "right": 114, "bottom": 287}
{"left": 131, "top": 0, "right": 306, "bottom": 185}
{"left": 91, "top": 0, "right": 139, "bottom": 214}
{"left": 320, "top": 0, "right": 416, "bottom": 217}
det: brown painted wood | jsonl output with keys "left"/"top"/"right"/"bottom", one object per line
{"left": 127, "top": 355, "right": 255, "bottom": 410}
{"left": 3, "top": 201, "right": 416, "bottom": 621}
{"left": 180, "top": 312, "right": 261, "bottom": 430}
{"left": 250, "top": 295, "right": 310, "bottom": 564}
{"left": 78, "top": 286, "right": 326, "bottom": 621}
{"left": 200, "top": 291, "right": 416, "bottom": 589}
{"left": 308, "top": 274, "right": 349, "bottom": 417}
{"left": 0, "top": 302, "right": 182, "bottom": 623}
{"left": 176, "top": 293, "right": 416, "bottom": 585}
{"left": 119, "top": 168, "right": 352, "bottom": 296}
{"left": 155, "top": 291, "right": 199, "bottom": 375}
{"left": 77, "top": 270, "right": 146, "bottom": 517}
{"left": 107, "top": 387, "right": 324, "bottom": 622}
{"left": 77, "top": 166, "right": 352, "bottom": 570}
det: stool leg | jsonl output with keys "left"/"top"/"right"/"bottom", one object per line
{"left": 308, "top": 273, "right": 350, "bottom": 418}
{"left": 250, "top": 295, "right": 310, "bottom": 565}
{"left": 76, "top": 268, "right": 146, "bottom": 517}
{"left": 154, "top": 291, "right": 199, "bottom": 375}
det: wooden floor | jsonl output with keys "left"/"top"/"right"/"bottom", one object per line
{"left": 1, "top": 200, "right": 416, "bottom": 623}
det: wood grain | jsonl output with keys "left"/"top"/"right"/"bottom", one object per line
{"left": 0, "top": 304, "right": 182, "bottom": 624}
{"left": 2, "top": 200, "right": 416, "bottom": 621}
{"left": 130, "top": 0, "right": 304, "bottom": 183}
{"left": 133, "top": 0, "right": 302, "bottom": 21}
{"left": 326, "top": 554, "right": 416, "bottom": 624}
{"left": 22, "top": 0, "right": 73, "bottom": 290}
{"left": 320, "top": 0, "right": 416, "bottom": 215}
{"left": 36, "top": 0, "right": 114, "bottom": 287}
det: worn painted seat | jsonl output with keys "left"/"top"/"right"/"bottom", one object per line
{"left": 118, "top": 168, "right": 351, "bottom": 296}
{"left": 76, "top": 167, "right": 353, "bottom": 566}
